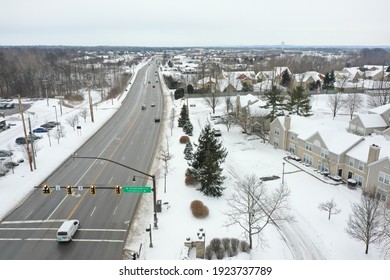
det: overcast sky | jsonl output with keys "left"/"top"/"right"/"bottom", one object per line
{"left": 1, "top": 0, "right": 389, "bottom": 47}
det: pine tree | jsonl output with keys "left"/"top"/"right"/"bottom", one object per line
{"left": 190, "top": 124, "right": 228, "bottom": 197}
{"left": 184, "top": 142, "right": 193, "bottom": 160}
{"left": 281, "top": 70, "right": 291, "bottom": 88}
{"left": 178, "top": 104, "right": 188, "bottom": 127}
{"left": 262, "top": 85, "right": 285, "bottom": 121}
{"left": 183, "top": 120, "right": 193, "bottom": 136}
{"left": 286, "top": 86, "right": 312, "bottom": 116}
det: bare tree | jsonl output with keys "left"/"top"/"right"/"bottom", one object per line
{"left": 346, "top": 188, "right": 384, "bottom": 254}
{"left": 66, "top": 114, "right": 79, "bottom": 131}
{"left": 204, "top": 93, "right": 221, "bottom": 115}
{"left": 345, "top": 93, "right": 365, "bottom": 120}
{"left": 79, "top": 107, "right": 88, "bottom": 123}
{"left": 225, "top": 96, "right": 233, "bottom": 115}
{"left": 327, "top": 93, "right": 345, "bottom": 119}
{"left": 224, "top": 174, "right": 294, "bottom": 249}
{"left": 367, "top": 89, "right": 390, "bottom": 108}
{"left": 156, "top": 136, "right": 173, "bottom": 193}
{"left": 318, "top": 199, "right": 341, "bottom": 220}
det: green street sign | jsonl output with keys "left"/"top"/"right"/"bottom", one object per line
{"left": 122, "top": 186, "right": 152, "bottom": 193}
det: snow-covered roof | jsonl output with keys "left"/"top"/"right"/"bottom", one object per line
{"left": 294, "top": 71, "right": 324, "bottom": 83}
{"left": 253, "top": 80, "right": 285, "bottom": 92}
{"left": 346, "top": 134, "right": 390, "bottom": 163}
{"left": 356, "top": 114, "right": 387, "bottom": 128}
{"left": 368, "top": 103, "right": 390, "bottom": 115}
{"left": 316, "top": 129, "right": 363, "bottom": 154}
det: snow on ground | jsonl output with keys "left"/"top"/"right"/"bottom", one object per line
{"left": 0, "top": 66, "right": 386, "bottom": 261}
{"left": 125, "top": 88, "right": 386, "bottom": 260}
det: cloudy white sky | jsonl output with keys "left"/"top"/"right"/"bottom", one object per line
{"left": 1, "top": 0, "right": 389, "bottom": 47}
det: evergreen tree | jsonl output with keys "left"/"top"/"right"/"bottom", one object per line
{"left": 281, "top": 70, "right": 291, "bottom": 88}
{"left": 286, "top": 86, "right": 312, "bottom": 116}
{"left": 178, "top": 104, "right": 189, "bottom": 127}
{"left": 190, "top": 124, "right": 228, "bottom": 197}
{"left": 323, "top": 70, "right": 335, "bottom": 90}
{"left": 262, "top": 85, "right": 285, "bottom": 121}
{"left": 183, "top": 120, "right": 193, "bottom": 136}
{"left": 184, "top": 142, "right": 193, "bottom": 160}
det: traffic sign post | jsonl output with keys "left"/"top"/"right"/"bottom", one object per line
{"left": 122, "top": 186, "right": 152, "bottom": 193}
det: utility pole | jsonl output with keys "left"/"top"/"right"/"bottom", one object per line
{"left": 28, "top": 117, "right": 36, "bottom": 170}
{"left": 18, "top": 95, "right": 33, "bottom": 172}
{"left": 88, "top": 79, "right": 94, "bottom": 123}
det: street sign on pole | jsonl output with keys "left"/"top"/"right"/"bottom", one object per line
{"left": 122, "top": 186, "right": 152, "bottom": 193}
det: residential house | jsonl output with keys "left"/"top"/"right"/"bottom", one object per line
{"left": 292, "top": 71, "right": 325, "bottom": 90}
{"left": 349, "top": 103, "right": 390, "bottom": 135}
{"left": 270, "top": 115, "right": 390, "bottom": 201}
{"left": 235, "top": 94, "right": 271, "bottom": 132}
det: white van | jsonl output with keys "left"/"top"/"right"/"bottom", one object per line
{"left": 57, "top": 219, "right": 80, "bottom": 242}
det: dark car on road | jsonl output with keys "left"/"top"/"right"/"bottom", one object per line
{"left": 40, "top": 123, "right": 56, "bottom": 129}
{"left": 15, "top": 134, "right": 42, "bottom": 144}
{"left": 0, "top": 150, "right": 13, "bottom": 157}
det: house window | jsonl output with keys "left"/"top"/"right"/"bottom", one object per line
{"left": 321, "top": 149, "right": 329, "bottom": 159}
{"left": 274, "top": 127, "right": 280, "bottom": 136}
{"left": 376, "top": 188, "right": 388, "bottom": 201}
{"left": 354, "top": 175, "right": 363, "bottom": 187}
{"left": 358, "top": 161, "right": 365, "bottom": 171}
{"left": 318, "top": 161, "right": 329, "bottom": 172}
{"left": 303, "top": 154, "right": 313, "bottom": 165}
{"left": 289, "top": 144, "right": 296, "bottom": 154}
{"left": 288, "top": 133, "right": 297, "bottom": 141}
{"left": 305, "top": 142, "right": 312, "bottom": 151}
{"left": 378, "top": 172, "right": 390, "bottom": 185}
{"left": 349, "top": 158, "right": 355, "bottom": 167}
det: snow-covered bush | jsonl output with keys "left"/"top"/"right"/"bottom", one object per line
{"left": 190, "top": 200, "right": 209, "bottom": 218}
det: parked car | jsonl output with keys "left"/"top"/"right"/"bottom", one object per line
{"left": 48, "top": 121, "right": 60, "bottom": 126}
{"left": 151, "top": 103, "right": 156, "bottom": 107}
{"left": 15, "top": 134, "right": 42, "bottom": 144}
{"left": 213, "top": 128, "right": 222, "bottom": 136}
{"left": 154, "top": 117, "right": 160, "bottom": 122}
{"left": 33, "top": 127, "right": 49, "bottom": 133}
{"left": 3, "top": 161, "right": 19, "bottom": 169}
{"left": 40, "top": 123, "right": 55, "bottom": 129}
{"left": 141, "top": 105, "right": 146, "bottom": 110}
{"left": 0, "top": 150, "right": 13, "bottom": 157}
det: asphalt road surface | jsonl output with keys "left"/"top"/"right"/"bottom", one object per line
{"left": 0, "top": 60, "right": 163, "bottom": 259}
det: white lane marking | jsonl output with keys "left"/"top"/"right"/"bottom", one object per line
{"left": 24, "top": 210, "right": 33, "bottom": 220}
{"left": 0, "top": 226, "right": 127, "bottom": 232}
{"left": 90, "top": 206, "right": 97, "bottom": 217}
{"left": 46, "top": 132, "right": 119, "bottom": 220}
{"left": 2, "top": 220, "right": 66, "bottom": 224}
{"left": 24, "top": 238, "right": 124, "bottom": 243}
{"left": 113, "top": 206, "right": 118, "bottom": 216}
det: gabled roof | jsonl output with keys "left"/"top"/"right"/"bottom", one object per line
{"left": 355, "top": 114, "right": 387, "bottom": 128}
{"left": 347, "top": 135, "right": 390, "bottom": 163}
{"left": 368, "top": 103, "right": 390, "bottom": 115}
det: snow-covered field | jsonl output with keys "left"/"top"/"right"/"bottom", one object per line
{"left": 127, "top": 88, "right": 387, "bottom": 261}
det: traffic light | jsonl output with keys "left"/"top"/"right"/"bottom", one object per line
{"left": 114, "top": 185, "right": 121, "bottom": 195}
{"left": 42, "top": 184, "right": 51, "bottom": 195}
{"left": 90, "top": 185, "right": 96, "bottom": 195}
{"left": 66, "top": 185, "right": 72, "bottom": 195}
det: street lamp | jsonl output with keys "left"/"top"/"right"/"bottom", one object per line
{"left": 133, "top": 175, "right": 158, "bottom": 229}
{"left": 282, "top": 162, "right": 285, "bottom": 185}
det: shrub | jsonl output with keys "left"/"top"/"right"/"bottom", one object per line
{"left": 190, "top": 200, "right": 209, "bottom": 218}
{"left": 227, "top": 247, "right": 236, "bottom": 257}
{"left": 222, "top": 238, "right": 231, "bottom": 251}
{"left": 179, "top": 135, "right": 190, "bottom": 144}
{"left": 185, "top": 175, "right": 197, "bottom": 186}
{"left": 205, "top": 245, "right": 213, "bottom": 260}
{"left": 240, "top": 240, "right": 250, "bottom": 253}
{"left": 210, "top": 238, "right": 222, "bottom": 253}
{"left": 230, "top": 238, "right": 240, "bottom": 255}
{"left": 215, "top": 246, "right": 225, "bottom": 259}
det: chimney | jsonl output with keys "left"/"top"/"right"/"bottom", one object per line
{"left": 367, "top": 144, "right": 380, "bottom": 164}
{"left": 284, "top": 115, "right": 291, "bottom": 132}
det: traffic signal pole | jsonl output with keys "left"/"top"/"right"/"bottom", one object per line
{"left": 71, "top": 154, "right": 158, "bottom": 229}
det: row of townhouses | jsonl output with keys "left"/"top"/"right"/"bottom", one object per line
{"left": 269, "top": 104, "right": 390, "bottom": 202}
